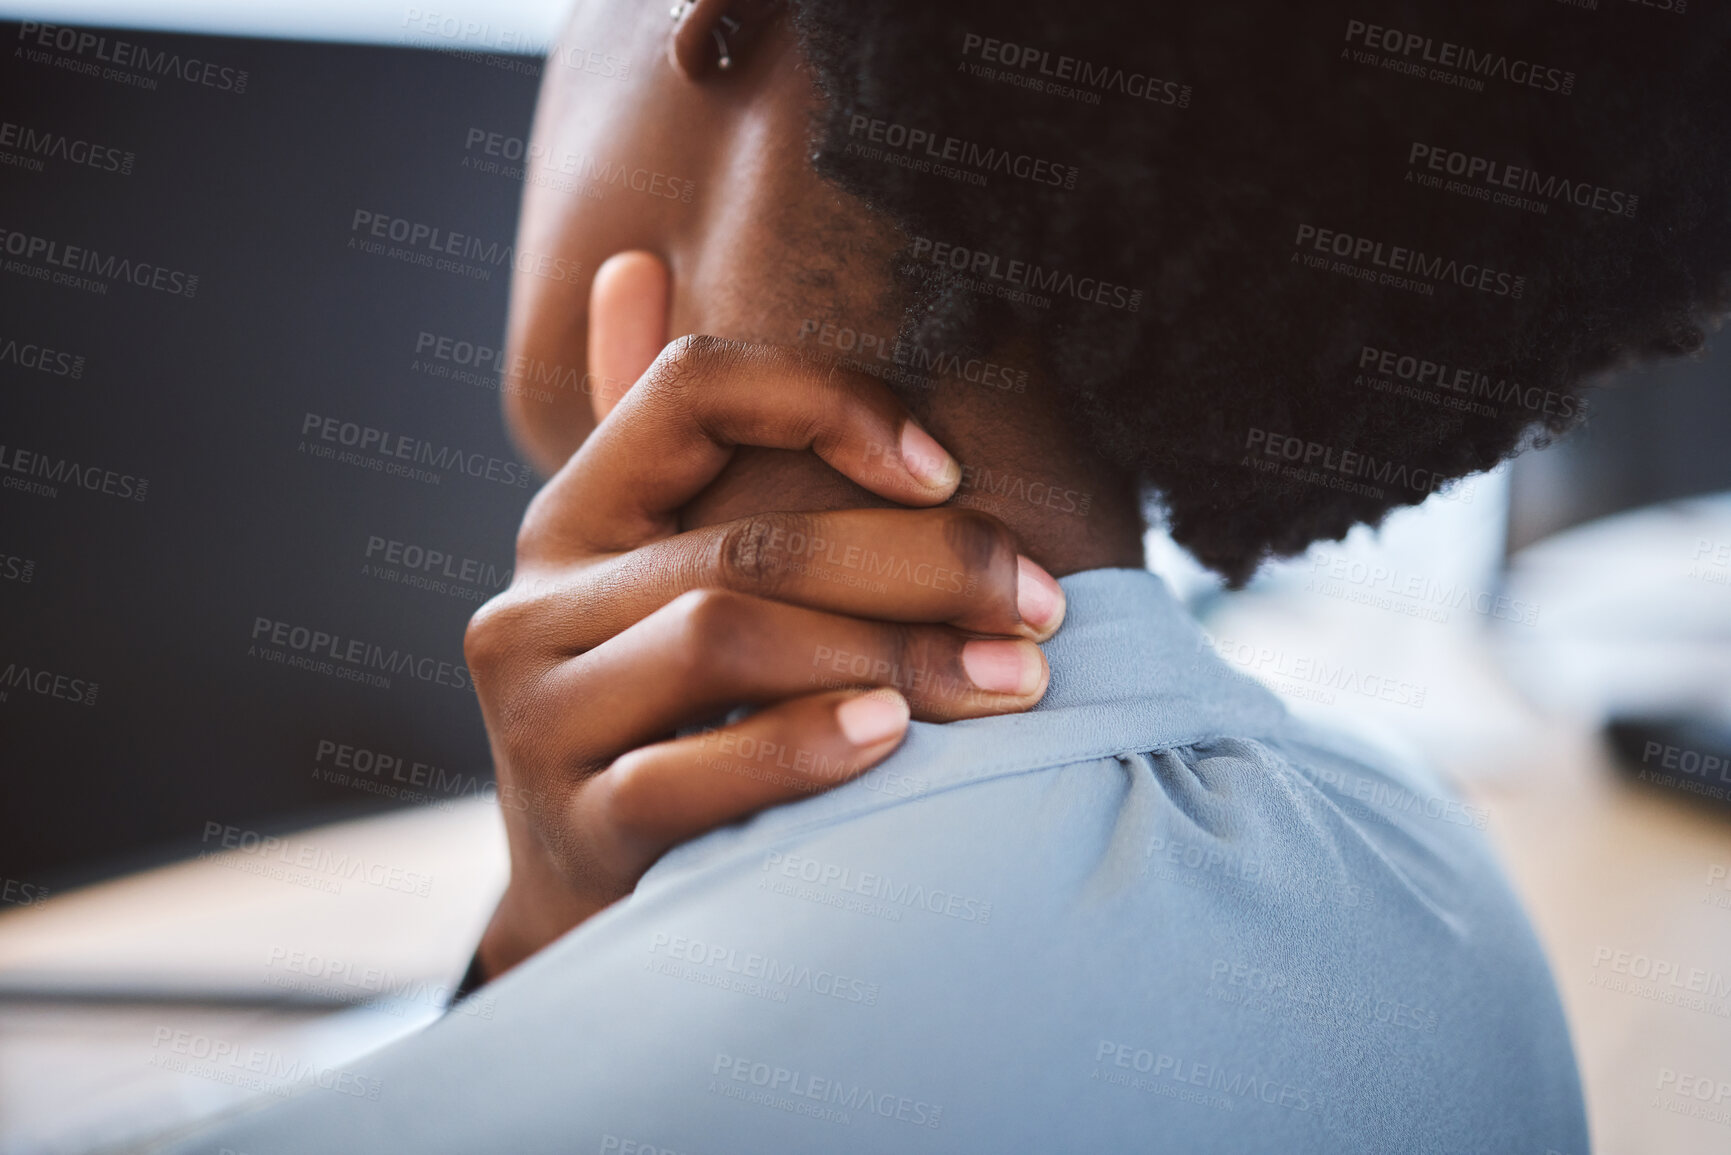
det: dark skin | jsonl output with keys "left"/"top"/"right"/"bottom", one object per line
{"left": 504, "top": 0, "right": 1143, "bottom": 569}
{"left": 467, "top": 0, "right": 1146, "bottom": 978}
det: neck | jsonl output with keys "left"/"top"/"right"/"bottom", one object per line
{"left": 677, "top": 371, "right": 1148, "bottom": 577}
{"left": 664, "top": 185, "right": 1146, "bottom": 574}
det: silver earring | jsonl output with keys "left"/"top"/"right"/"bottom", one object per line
{"left": 714, "top": 15, "right": 740, "bottom": 70}
{"left": 668, "top": 1, "right": 738, "bottom": 70}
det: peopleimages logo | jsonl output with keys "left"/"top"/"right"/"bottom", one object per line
{"left": 1590, "top": 946, "right": 1731, "bottom": 1000}
{"left": 0, "top": 877, "right": 49, "bottom": 907}
{"left": 149, "top": 1027, "right": 380, "bottom": 1099}
{"left": 796, "top": 318, "right": 1030, "bottom": 394}
{"left": 16, "top": 23, "right": 249, "bottom": 93}
{"left": 311, "top": 737, "right": 538, "bottom": 813}
{"left": 1196, "top": 628, "right": 1433, "bottom": 712}
{"left": 249, "top": 616, "right": 473, "bottom": 693}
{"left": 398, "top": 8, "right": 631, "bottom": 80}
{"left": 959, "top": 33, "right": 1191, "bottom": 107}
{"left": 0, "top": 444, "right": 148, "bottom": 502}
{"left": 709, "top": 1053, "right": 943, "bottom": 1129}
{"left": 1293, "top": 224, "right": 1524, "bottom": 299}
{"left": 0, "top": 121, "right": 135, "bottom": 175}
{"left": 412, "top": 330, "right": 595, "bottom": 404}
{"left": 1091, "top": 1040, "right": 1315, "bottom": 1113}
{"left": 1342, "top": 18, "right": 1574, "bottom": 95}
{"left": 843, "top": 114, "right": 1079, "bottom": 190}
{"left": 1244, "top": 427, "right": 1458, "bottom": 500}
{"left": 348, "top": 210, "right": 583, "bottom": 284}
{"left": 907, "top": 236, "right": 1141, "bottom": 312}
{"left": 760, "top": 851, "right": 994, "bottom": 923}
{"left": 0, "top": 226, "right": 198, "bottom": 297}
{"left": 364, "top": 535, "right": 511, "bottom": 593}
{"left": 1356, "top": 345, "right": 1584, "bottom": 420}
{"left": 1306, "top": 549, "right": 1540, "bottom": 628}
{"left": 299, "top": 412, "right": 534, "bottom": 488}
{"left": 0, "top": 661, "right": 99, "bottom": 706}
{"left": 263, "top": 945, "right": 495, "bottom": 1019}
{"left": 0, "top": 335, "right": 85, "bottom": 379}
{"left": 1406, "top": 143, "right": 1637, "bottom": 218}
{"left": 463, "top": 129, "right": 695, "bottom": 203}
{"left": 648, "top": 932, "right": 881, "bottom": 1006}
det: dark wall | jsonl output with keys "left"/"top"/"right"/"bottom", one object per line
{"left": 0, "top": 24, "right": 544, "bottom": 888}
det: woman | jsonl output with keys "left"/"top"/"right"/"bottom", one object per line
{"left": 179, "top": 1, "right": 1731, "bottom": 1150}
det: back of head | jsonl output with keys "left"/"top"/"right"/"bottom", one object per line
{"left": 787, "top": 1, "right": 1731, "bottom": 582}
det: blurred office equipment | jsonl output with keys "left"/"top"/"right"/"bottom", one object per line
{"left": 0, "top": 21, "right": 541, "bottom": 888}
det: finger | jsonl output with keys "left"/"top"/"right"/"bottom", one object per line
{"left": 587, "top": 251, "right": 669, "bottom": 422}
{"left": 580, "top": 689, "right": 909, "bottom": 876}
{"left": 542, "top": 589, "right": 1049, "bottom": 761}
{"left": 520, "top": 336, "right": 962, "bottom": 560}
{"left": 503, "top": 507, "right": 1066, "bottom": 647}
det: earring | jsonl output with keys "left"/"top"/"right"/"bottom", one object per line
{"left": 668, "top": 1, "right": 738, "bottom": 70}
{"left": 713, "top": 15, "right": 740, "bottom": 70}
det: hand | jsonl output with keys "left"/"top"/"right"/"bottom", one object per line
{"left": 464, "top": 253, "right": 1066, "bottom": 979}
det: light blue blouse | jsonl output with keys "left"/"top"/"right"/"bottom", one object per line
{"left": 172, "top": 568, "right": 1588, "bottom": 1154}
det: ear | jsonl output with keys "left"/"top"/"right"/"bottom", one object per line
{"left": 669, "top": 0, "right": 774, "bottom": 79}
{"left": 587, "top": 252, "right": 671, "bottom": 423}
{"left": 669, "top": 0, "right": 736, "bottom": 78}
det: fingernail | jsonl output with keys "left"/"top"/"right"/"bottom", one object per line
{"left": 961, "top": 639, "right": 1043, "bottom": 696}
{"left": 837, "top": 689, "right": 910, "bottom": 747}
{"left": 899, "top": 421, "right": 960, "bottom": 490}
{"left": 1016, "top": 555, "right": 1065, "bottom": 633}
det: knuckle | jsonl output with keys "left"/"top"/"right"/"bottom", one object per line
{"left": 463, "top": 595, "right": 518, "bottom": 674}
{"left": 667, "top": 585, "right": 735, "bottom": 631}
{"left": 940, "top": 508, "right": 1018, "bottom": 611}
{"left": 600, "top": 753, "right": 660, "bottom": 842}
{"left": 463, "top": 578, "right": 569, "bottom": 674}
{"left": 512, "top": 492, "right": 564, "bottom": 563}
{"left": 889, "top": 623, "right": 941, "bottom": 694}
{"left": 665, "top": 587, "right": 758, "bottom": 678}
{"left": 713, "top": 512, "right": 812, "bottom": 595}
{"left": 941, "top": 508, "right": 1016, "bottom": 571}
{"left": 647, "top": 333, "right": 738, "bottom": 399}
{"left": 823, "top": 619, "right": 918, "bottom": 694}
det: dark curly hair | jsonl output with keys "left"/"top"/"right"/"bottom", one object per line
{"left": 786, "top": 0, "right": 1731, "bottom": 584}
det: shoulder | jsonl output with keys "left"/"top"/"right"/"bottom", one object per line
{"left": 177, "top": 723, "right": 1585, "bottom": 1155}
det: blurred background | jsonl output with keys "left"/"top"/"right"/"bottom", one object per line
{"left": 2, "top": 3, "right": 1730, "bottom": 1153}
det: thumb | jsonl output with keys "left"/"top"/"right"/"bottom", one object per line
{"left": 587, "top": 251, "right": 670, "bottom": 422}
